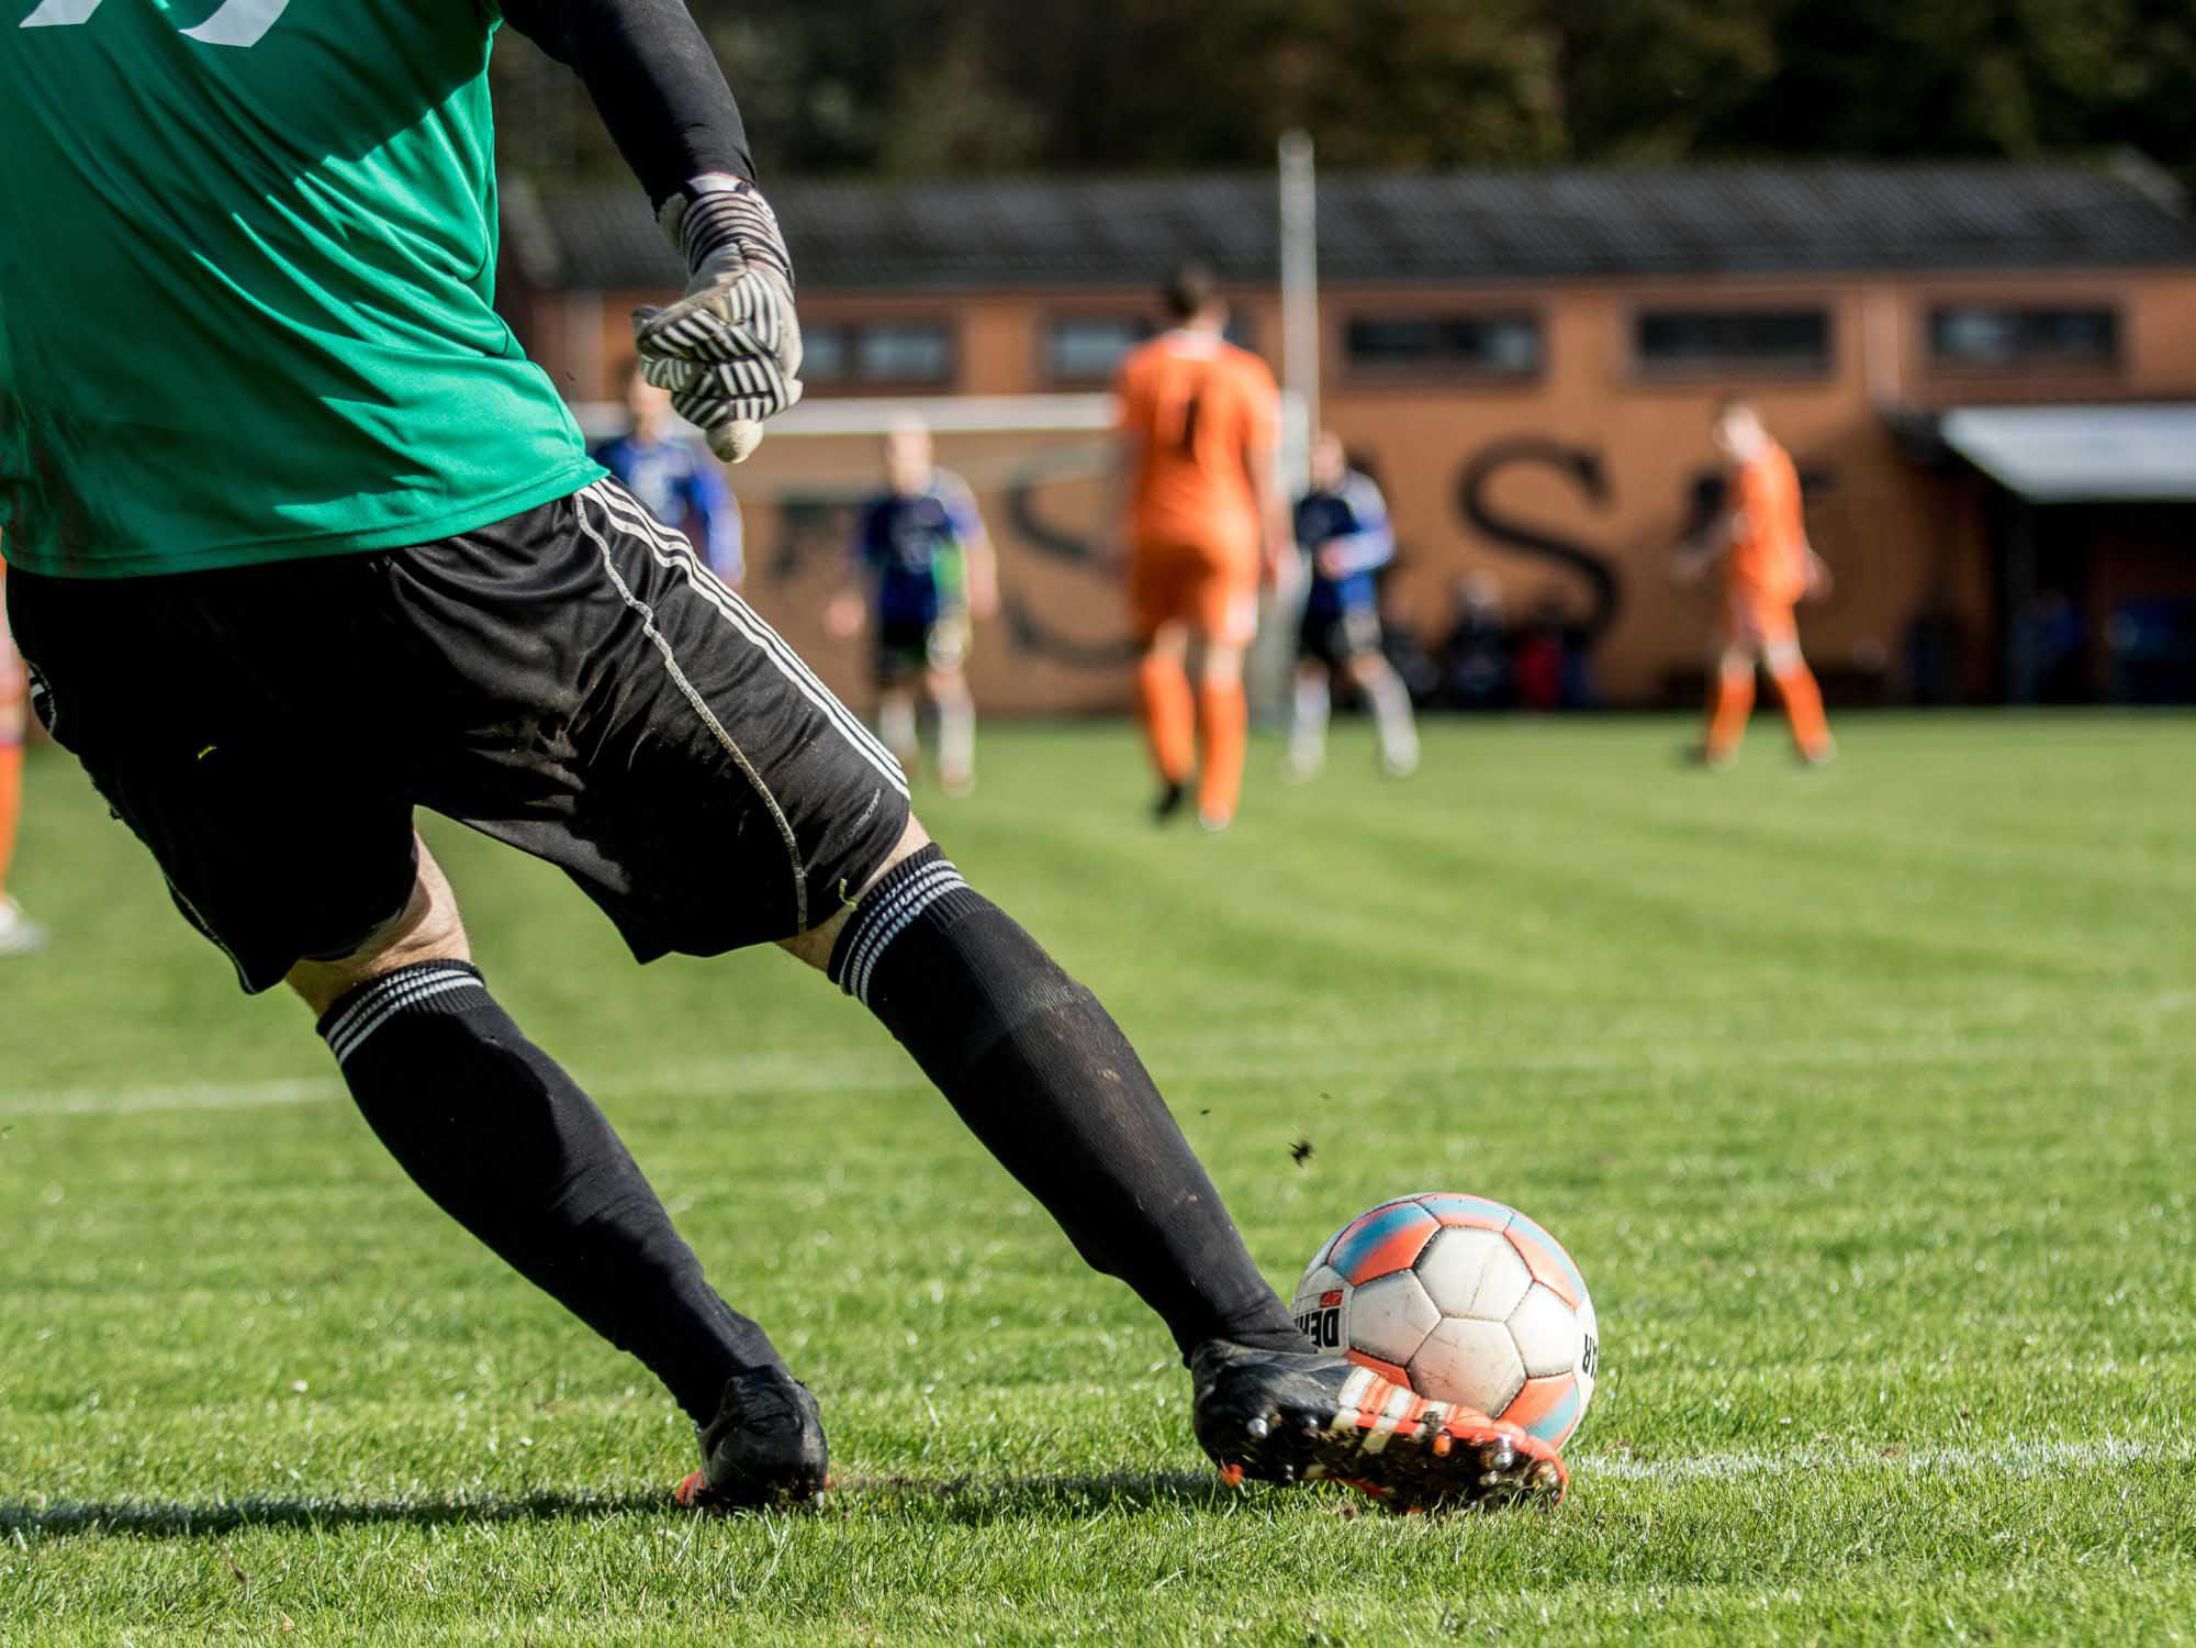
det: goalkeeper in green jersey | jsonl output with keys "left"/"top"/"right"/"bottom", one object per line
{"left": 0, "top": 0, "right": 1565, "bottom": 1514}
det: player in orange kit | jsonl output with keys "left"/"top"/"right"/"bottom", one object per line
{"left": 1680, "top": 399, "right": 1835, "bottom": 769}
{"left": 1114, "top": 266, "right": 1290, "bottom": 831}
{"left": 0, "top": 553, "right": 46, "bottom": 955}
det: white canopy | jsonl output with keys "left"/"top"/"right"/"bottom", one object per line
{"left": 1939, "top": 404, "right": 2196, "bottom": 505}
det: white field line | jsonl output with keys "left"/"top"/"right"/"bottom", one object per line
{"left": 1578, "top": 1436, "right": 2192, "bottom": 1482}
{"left": 0, "top": 1076, "right": 341, "bottom": 1119}
{"left": 0, "top": 1026, "right": 2177, "bottom": 1120}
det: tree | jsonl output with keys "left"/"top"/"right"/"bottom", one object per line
{"left": 490, "top": 0, "right": 2196, "bottom": 187}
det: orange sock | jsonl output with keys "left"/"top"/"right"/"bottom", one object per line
{"left": 1705, "top": 667, "right": 1754, "bottom": 761}
{"left": 1135, "top": 652, "right": 1195, "bottom": 787}
{"left": 1194, "top": 677, "right": 1247, "bottom": 825}
{"left": 0, "top": 741, "right": 20, "bottom": 899}
{"left": 1769, "top": 661, "right": 1832, "bottom": 758}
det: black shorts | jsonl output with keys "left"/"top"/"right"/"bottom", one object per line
{"left": 5, "top": 478, "right": 910, "bottom": 992}
{"left": 874, "top": 614, "right": 969, "bottom": 687}
{"left": 1298, "top": 604, "right": 1383, "bottom": 669}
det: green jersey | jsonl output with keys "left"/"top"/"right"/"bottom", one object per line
{"left": 0, "top": 0, "right": 601, "bottom": 579}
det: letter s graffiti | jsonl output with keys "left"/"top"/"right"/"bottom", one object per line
{"left": 1457, "top": 438, "right": 1622, "bottom": 645}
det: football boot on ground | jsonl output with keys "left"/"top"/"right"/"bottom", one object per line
{"left": 1190, "top": 1338, "right": 1567, "bottom": 1512}
{"left": 674, "top": 1366, "right": 828, "bottom": 1513}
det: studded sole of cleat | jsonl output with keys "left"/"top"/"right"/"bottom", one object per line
{"left": 1202, "top": 1383, "right": 1567, "bottom": 1511}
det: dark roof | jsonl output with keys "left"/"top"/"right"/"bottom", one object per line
{"left": 511, "top": 160, "right": 2196, "bottom": 294}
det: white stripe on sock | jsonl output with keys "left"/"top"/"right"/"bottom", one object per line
{"left": 851, "top": 866, "right": 968, "bottom": 1005}
{"left": 839, "top": 862, "right": 958, "bottom": 1000}
{"left": 322, "top": 965, "right": 474, "bottom": 1052}
{"left": 329, "top": 972, "right": 485, "bottom": 1065}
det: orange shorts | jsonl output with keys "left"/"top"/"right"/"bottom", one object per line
{"left": 1721, "top": 587, "right": 1799, "bottom": 651}
{"left": 1128, "top": 542, "right": 1259, "bottom": 647}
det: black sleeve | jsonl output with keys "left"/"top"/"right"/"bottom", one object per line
{"left": 499, "top": 0, "right": 755, "bottom": 206}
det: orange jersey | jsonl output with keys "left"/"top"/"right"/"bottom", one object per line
{"left": 1115, "top": 331, "right": 1279, "bottom": 563}
{"left": 1726, "top": 442, "right": 1809, "bottom": 605}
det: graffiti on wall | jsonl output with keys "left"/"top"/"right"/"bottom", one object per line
{"left": 1454, "top": 438, "right": 1621, "bottom": 644}
{"left": 750, "top": 434, "right": 1833, "bottom": 686}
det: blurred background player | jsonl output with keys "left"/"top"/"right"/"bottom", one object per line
{"left": 1679, "top": 398, "right": 1835, "bottom": 769}
{"left": 1115, "top": 265, "right": 1289, "bottom": 832}
{"left": 1288, "top": 432, "right": 1419, "bottom": 780}
{"left": 592, "top": 357, "right": 745, "bottom": 588}
{"left": 827, "top": 418, "right": 997, "bottom": 795}
{"left": 0, "top": 554, "right": 41, "bottom": 955}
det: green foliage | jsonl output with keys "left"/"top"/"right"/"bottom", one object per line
{"left": 493, "top": 0, "right": 2195, "bottom": 182}
{"left": 5, "top": 717, "right": 2195, "bottom": 1642}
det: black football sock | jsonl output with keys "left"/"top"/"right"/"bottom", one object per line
{"left": 318, "top": 962, "right": 782, "bottom": 1424}
{"left": 830, "top": 848, "right": 1305, "bottom": 1358}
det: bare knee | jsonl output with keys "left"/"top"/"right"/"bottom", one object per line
{"left": 1142, "top": 623, "right": 1191, "bottom": 667}
{"left": 287, "top": 838, "right": 471, "bottom": 1018}
{"left": 777, "top": 813, "right": 933, "bottom": 974}
{"left": 1344, "top": 651, "right": 1393, "bottom": 691}
{"left": 1200, "top": 641, "right": 1246, "bottom": 688}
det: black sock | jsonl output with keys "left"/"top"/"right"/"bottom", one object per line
{"left": 319, "top": 962, "right": 781, "bottom": 1424}
{"left": 830, "top": 848, "right": 1304, "bottom": 1358}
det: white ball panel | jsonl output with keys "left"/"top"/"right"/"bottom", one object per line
{"left": 1414, "top": 1226, "right": 1532, "bottom": 1322}
{"left": 1348, "top": 1271, "right": 1441, "bottom": 1367}
{"left": 1408, "top": 1316, "right": 1526, "bottom": 1414}
{"left": 1506, "top": 1281, "right": 1585, "bottom": 1378}
{"left": 1291, "top": 1262, "right": 1346, "bottom": 1315}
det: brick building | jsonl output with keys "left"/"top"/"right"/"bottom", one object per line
{"left": 505, "top": 161, "right": 2196, "bottom": 711}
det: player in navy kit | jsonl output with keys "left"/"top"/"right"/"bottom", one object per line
{"left": 592, "top": 358, "right": 745, "bottom": 587}
{"left": 1288, "top": 434, "right": 1419, "bottom": 780}
{"left": 827, "top": 419, "right": 996, "bottom": 796}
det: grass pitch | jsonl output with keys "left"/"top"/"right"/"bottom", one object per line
{"left": 3, "top": 714, "right": 2192, "bottom": 1645}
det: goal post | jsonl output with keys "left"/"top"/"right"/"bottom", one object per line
{"left": 576, "top": 390, "right": 1307, "bottom": 720}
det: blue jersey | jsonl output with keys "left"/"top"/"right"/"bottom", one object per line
{"left": 592, "top": 432, "right": 744, "bottom": 585}
{"left": 853, "top": 473, "right": 984, "bottom": 627}
{"left": 1295, "top": 472, "right": 1395, "bottom": 620}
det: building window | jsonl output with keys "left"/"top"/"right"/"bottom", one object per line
{"left": 1043, "top": 313, "right": 1261, "bottom": 382}
{"left": 1634, "top": 309, "right": 1831, "bottom": 374}
{"left": 1046, "top": 315, "right": 1154, "bottom": 382}
{"left": 1929, "top": 305, "right": 2119, "bottom": 370}
{"left": 800, "top": 320, "right": 955, "bottom": 388}
{"left": 802, "top": 325, "right": 849, "bottom": 384}
{"left": 1345, "top": 314, "right": 1542, "bottom": 378}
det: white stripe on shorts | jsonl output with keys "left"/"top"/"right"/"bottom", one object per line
{"left": 592, "top": 479, "right": 905, "bottom": 786}
{"left": 574, "top": 493, "right": 813, "bottom": 934}
{"left": 583, "top": 480, "right": 907, "bottom": 796}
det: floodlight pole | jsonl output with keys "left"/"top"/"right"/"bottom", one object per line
{"left": 1278, "top": 129, "right": 1319, "bottom": 492}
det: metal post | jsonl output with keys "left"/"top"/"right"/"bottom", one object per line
{"left": 1254, "top": 132, "right": 1322, "bottom": 726}
{"left": 1278, "top": 129, "right": 1320, "bottom": 491}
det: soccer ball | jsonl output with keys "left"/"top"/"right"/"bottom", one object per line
{"left": 1291, "top": 1192, "right": 1598, "bottom": 1449}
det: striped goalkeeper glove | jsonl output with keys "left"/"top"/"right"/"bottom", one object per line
{"left": 633, "top": 177, "right": 803, "bottom": 464}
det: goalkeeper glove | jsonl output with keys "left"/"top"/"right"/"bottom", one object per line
{"left": 633, "top": 176, "right": 802, "bottom": 464}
